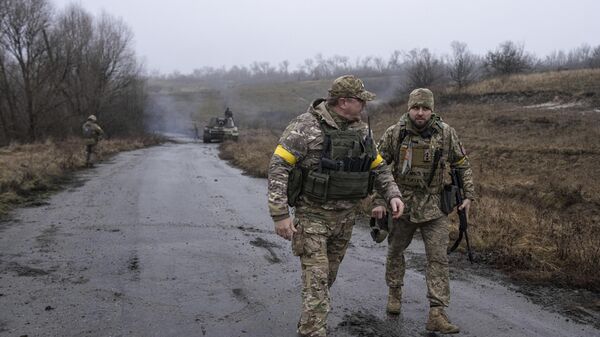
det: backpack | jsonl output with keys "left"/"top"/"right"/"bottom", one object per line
{"left": 83, "top": 123, "right": 94, "bottom": 138}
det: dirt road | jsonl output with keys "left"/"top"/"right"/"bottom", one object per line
{"left": 0, "top": 140, "right": 597, "bottom": 337}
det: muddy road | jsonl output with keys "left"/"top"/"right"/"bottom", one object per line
{"left": 0, "top": 140, "right": 598, "bottom": 337}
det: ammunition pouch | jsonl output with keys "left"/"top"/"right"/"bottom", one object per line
{"left": 441, "top": 184, "right": 458, "bottom": 215}
{"left": 302, "top": 169, "right": 374, "bottom": 203}
{"left": 287, "top": 166, "right": 303, "bottom": 207}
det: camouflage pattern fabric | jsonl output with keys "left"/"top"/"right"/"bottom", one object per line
{"left": 328, "top": 75, "right": 375, "bottom": 101}
{"left": 268, "top": 97, "right": 401, "bottom": 337}
{"left": 386, "top": 216, "right": 450, "bottom": 307}
{"left": 82, "top": 121, "right": 104, "bottom": 166}
{"left": 82, "top": 121, "right": 104, "bottom": 146}
{"left": 407, "top": 88, "right": 434, "bottom": 111}
{"left": 292, "top": 207, "right": 355, "bottom": 337}
{"left": 375, "top": 112, "right": 475, "bottom": 223}
{"left": 375, "top": 104, "right": 475, "bottom": 310}
{"left": 268, "top": 99, "right": 400, "bottom": 221}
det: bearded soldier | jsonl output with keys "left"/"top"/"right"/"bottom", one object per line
{"left": 268, "top": 75, "right": 404, "bottom": 337}
{"left": 82, "top": 115, "right": 104, "bottom": 167}
{"left": 372, "top": 88, "right": 475, "bottom": 334}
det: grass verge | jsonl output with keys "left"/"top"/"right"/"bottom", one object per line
{"left": 0, "top": 134, "right": 164, "bottom": 216}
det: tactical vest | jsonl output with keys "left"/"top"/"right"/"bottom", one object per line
{"left": 300, "top": 116, "right": 377, "bottom": 203}
{"left": 393, "top": 119, "right": 448, "bottom": 193}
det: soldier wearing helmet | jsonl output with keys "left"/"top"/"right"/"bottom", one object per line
{"left": 82, "top": 115, "right": 104, "bottom": 167}
{"left": 268, "top": 75, "right": 404, "bottom": 337}
{"left": 372, "top": 88, "right": 475, "bottom": 334}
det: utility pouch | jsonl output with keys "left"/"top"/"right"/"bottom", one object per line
{"left": 291, "top": 219, "right": 304, "bottom": 256}
{"left": 302, "top": 170, "right": 329, "bottom": 202}
{"left": 368, "top": 171, "right": 375, "bottom": 194}
{"left": 441, "top": 184, "right": 458, "bottom": 215}
{"left": 327, "top": 170, "right": 371, "bottom": 200}
{"left": 287, "top": 167, "right": 303, "bottom": 207}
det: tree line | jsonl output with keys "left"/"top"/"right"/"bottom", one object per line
{"left": 0, "top": 0, "right": 146, "bottom": 146}
{"left": 158, "top": 40, "right": 600, "bottom": 91}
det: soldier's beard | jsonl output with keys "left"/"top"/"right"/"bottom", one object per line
{"left": 410, "top": 117, "right": 429, "bottom": 130}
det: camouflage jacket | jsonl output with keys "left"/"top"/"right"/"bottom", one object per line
{"left": 82, "top": 121, "right": 104, "bottom": 145}
{"left": 267, "top": 99, "right": 401, "bottom": 221}
{"left": 375, "top": 113, "right": 475, "bottom": 223}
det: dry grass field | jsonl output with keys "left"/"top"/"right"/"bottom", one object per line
{"left": 219, "top": 69, "right": 600, "bottom": 291}
{"left": 0, "top": 135, "right": 163, "bottom": 216}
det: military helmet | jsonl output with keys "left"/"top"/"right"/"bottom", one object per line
{"left": 408, "top": 88, "right": 434, "bottom": 111}
{"left": 328, "top": 75, "right": 376, "bottom": 101}
{"left": 87, "top": 115, "right": 97, "bottom": 122}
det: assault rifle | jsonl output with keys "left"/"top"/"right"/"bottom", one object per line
{"left": 447, "top": 168, "right": 474, "bottom": 263}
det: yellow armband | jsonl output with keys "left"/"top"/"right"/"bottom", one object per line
{"left": 274, "top": 145, "right": 297, "bottom": 165}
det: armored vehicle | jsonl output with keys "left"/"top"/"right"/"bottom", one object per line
{"left": 203, "top": 117, "right": 239, "bottom": 143}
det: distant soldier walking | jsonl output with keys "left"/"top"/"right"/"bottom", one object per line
{"left": 268, "top": 75, "right": 404, "bottom": 337}
{"left": 371, "top": 88, "right": 475, "bottom": 334}
{"left": 82, "top": 115, "right": 104, "bottom": 167}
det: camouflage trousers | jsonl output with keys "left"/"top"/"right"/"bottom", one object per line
{"left": 291, "top": 208, "right": 356, "bottom": 337}
{"left": 85, "top": 143, "right": 97, "bottom": 166}
{"left": 386, "top": 216, "right": 450, "bottom": 307}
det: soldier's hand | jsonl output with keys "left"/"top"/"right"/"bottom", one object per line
{"left": 389, "top": 197, "right": 404, "bottom": 219}
{"left": 274, "top": 217, "right": 296, "bottom": 241}
{"left": 458, "top": 198, "right": 471, "bottom": 216}
{"left": 371, "top": 206, "right": 386, "bottom": 219}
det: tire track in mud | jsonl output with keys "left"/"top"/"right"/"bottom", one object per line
{"left": 249, "top": 237, "right": 282, "bottom": 263}
{"left": 3, "top": 262, "right": 50, "bottom": 277}
{"left": 225, "top": 287, "right": 266, "bottom": 323}
{"left": 333, "top": 310, "right": 417, "bottom": 337}
{"left": 127, "top": 251, "right": 140, "bottom": 281}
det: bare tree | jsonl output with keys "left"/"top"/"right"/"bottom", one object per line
{"left": 405, "top": 48, "right": 444, "bottom": 88}
{"left": 447, "top": 41, "right": 479, "bottom": 89}
{"left": 0, "top": 1, "right": 148, "bottom": 144}
{"left": 0, "top": 0, "right": 59, "bottom": 141}
{"left": 372, "top": 56, "right": 386, "bottom": 73}
{"left": 387, "top": 50, "right": 402, "bottom": 72}
{"left": 484, "top": 41, "right": 534, "bottom": 76}
{"left": 278, "top": 60, "right": 289, "bottom": 75}
{"left": 590, "top": 45, "right": 600, "bottom": 68}
{"left": 544, "top": 50, "right": 568, "bottom": 70}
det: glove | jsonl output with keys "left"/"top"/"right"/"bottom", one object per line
{"left": 369, "top": 212, "right": 391, "bottom": 243}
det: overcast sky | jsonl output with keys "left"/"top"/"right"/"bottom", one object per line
{"left": 52, "top": 0, "right": 600, "bottom": 74}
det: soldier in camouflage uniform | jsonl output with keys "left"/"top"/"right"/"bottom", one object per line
{"left": 82, "top": 115, "right": 104, "bottom": 167}
{"left": 372, "top": 88, "right": 475, "bottom": 334}
{"left": 268, "top": 75, "right": 405, "bottom": 337}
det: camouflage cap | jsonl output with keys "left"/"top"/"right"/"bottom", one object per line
{"left": 328, "top": 75, "right": 376, "bottom": 101}
{"left": 87, "top": 115, "right": 97, "bottom": 122}
{"left": 407, "top": 88, "right": 434, "bottom": 111}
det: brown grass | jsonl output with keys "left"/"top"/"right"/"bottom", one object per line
{"left": 218, "top": 129, "right": 279, "bottom": 177}
{"left": 0, "top": 135, "right": 163, "bottom": 216}
{"left": 450, "top": 68, "right": 600, "bottom": 96}
{"left": 218, "top": 69, "right": 600, "bottom": 291}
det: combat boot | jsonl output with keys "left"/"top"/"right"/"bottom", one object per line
{"left": 386, "top": 287, "right": 402, "bottom": 314}
{"left": 426, "top": 307, "right": 460, "bottom": 334}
